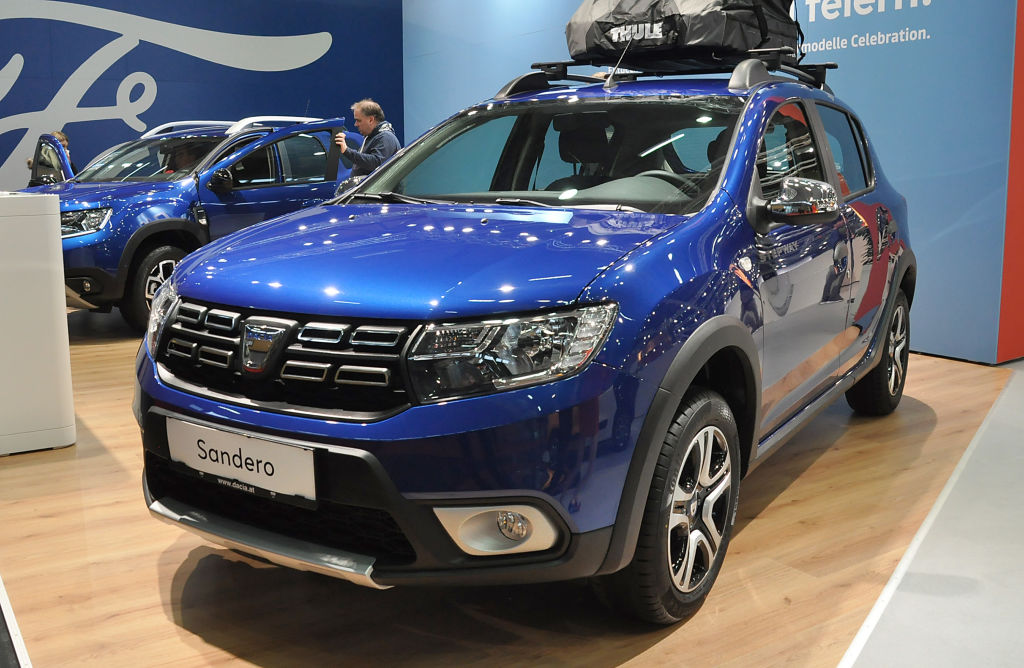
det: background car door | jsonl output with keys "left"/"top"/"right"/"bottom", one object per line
{"left": 198, "top": 124, "right": 359, "bottom": 240}
{"left": 28, "top": 134, "right": 73, "bottom": 187}
{"left": 754, "top": 101, "right": 852, "bottom": 436}
{"left": 200, "top": 141, "right": 280, "bottom": 239}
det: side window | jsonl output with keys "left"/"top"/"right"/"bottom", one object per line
{"left": 231, "top": 146, "right": 275, "bottom": 187}
{"left": 212, "top": 135, "right": 263, "bottom": 164}
{"left": 35, "top": 144, "right": 64, "bottom": 180}
{"left": 757, "top": 102, "right": 825, "bottom": 200}
{"left": 816, "top": 104, "right": 870, "bottom": 197}
{"left": 400, "top": 116, "right": 516, "bottom": 195}
{"left": 277, "top": 132, "right": 330, "bottom": 183}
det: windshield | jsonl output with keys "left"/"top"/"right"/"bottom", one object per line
{"left": 74, "top": 135, "right": 223, "bottom": 182}
{"left": 356, "top": 96, "right": 745, "bottom": 214}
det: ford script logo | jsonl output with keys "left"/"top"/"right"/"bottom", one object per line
{"left": 241, "top": 318, "right": 295, "bottom": 373}
{"left": 0, "top": 4, "right": 333, "bottom": 190}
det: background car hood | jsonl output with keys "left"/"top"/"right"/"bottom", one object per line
{"left": 175, "top": 203, "right": 677, "bottom": 320}
{"left": 25, "top": 179, "right": 190, "bottom": 209}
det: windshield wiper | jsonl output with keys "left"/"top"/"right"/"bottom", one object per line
{"left": 493, "top": 197, "right": 556, "bottom": 208}
{"left": 347, "top": 192, "right": 454, "bottom": 205}
{"left": 572, "top": 203, "right": 646, "bottom": 213}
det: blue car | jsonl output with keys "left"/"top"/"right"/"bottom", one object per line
{"left": 135, "top": 56, "right": 915, "bottom": 624}
{"left": 24, "top": 117, "right": 362, "bottom": 329}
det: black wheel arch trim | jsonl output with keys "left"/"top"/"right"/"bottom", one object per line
{"left": 595, "top": 315, "right": 761, "bottom": 576}
{"left": 849, "top": 247, "right": 917, "bottom": 385}
{"left": 115, "top": 218, "right": 208, "bottom": 294}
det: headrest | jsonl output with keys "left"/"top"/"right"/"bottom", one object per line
{"left": 706, "top": 128, "right": 732, "bottom": 167}
{"left": 557, "top": 113, "right": 612, "bottom": 164}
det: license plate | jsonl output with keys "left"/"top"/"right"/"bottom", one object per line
{"left": 166, "top": 418, "right": 316, "bottom": 502}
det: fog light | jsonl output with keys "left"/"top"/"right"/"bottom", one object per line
{"left": 496, "top": 511, "right": 531, "bottom": 541}
{"left": 433, "top": 504, "right": 559, "bottom": 556}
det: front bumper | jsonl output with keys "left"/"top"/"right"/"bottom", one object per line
{"left": 64, "top": 266, "right": 119, "bottom": 310}
{"left": 137, "top": 346, "right": 641, "bottom": 586}
{"left": 145, "top": 474, "right": 386, "bottom": 588}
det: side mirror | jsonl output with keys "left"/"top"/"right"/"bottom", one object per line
{"left": 208, "top": 168, "right": 233, "bottom": 193}
{"left": 334, "top": 174, "right": 365, "bottom": 197}
{"left": 763, "top": 177, "right": 839, "bottom": 226}
{"left": 27, "top": 174, "right": 58, "bottom": 187}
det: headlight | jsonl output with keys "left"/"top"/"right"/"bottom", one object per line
{"left": 146, "top": 281, "right": 179, "bottom": 355}
{"left": 60, "top": 208, "right": 112, "bottom": 237}
{"left": 408, "top": 303, "right": 617, "bottom": 402}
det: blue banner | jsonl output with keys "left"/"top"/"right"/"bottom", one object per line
{"left": 0, "top": 0, "right": 404, "bottom": 192}
{"left": 797, "top": 0, "right": 1015, "bottom": 362}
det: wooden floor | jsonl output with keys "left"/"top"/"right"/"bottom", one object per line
{"left": 0, "top": 310, "right": 1010, "bottom": 667}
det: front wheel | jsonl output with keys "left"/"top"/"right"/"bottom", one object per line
{"left": 595, "top": 388, "right": 741, "bottom": 624}
{"left": 120, "top": 245, "right": 185, "bottom": 331}
{"left": 845, "top": 289, "right": 910, "bottom": 416}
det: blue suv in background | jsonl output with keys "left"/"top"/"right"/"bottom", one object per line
{"left": 23, "top": 117, "right": 362, "bottom": 329}
{"left": 135, "top": 56, "right": 915, "bottom": 624}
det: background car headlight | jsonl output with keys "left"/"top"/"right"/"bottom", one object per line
{"left": 60, "top": 208, "right": 111, "bottom": 237}
{"left": 146, "top": 281, "right": 178, "bottom": 355}
{"left": 408, "top": 303, "right": 617, "bottom": 402}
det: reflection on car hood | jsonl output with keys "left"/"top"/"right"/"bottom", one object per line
{"left": 25, "top": 179, "right": 192, "bottom": 209}
{"left": 175, "top": 203, "right": 680, "bottom": 320}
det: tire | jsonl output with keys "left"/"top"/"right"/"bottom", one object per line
{"left": 845, "top": 289, "right": 910, "bottom": 416}
{"left": 120, "top": 245, "right": 185, "bottom": 331}
{"left": 596, "top": 388, "right": 741, "bottom": 624}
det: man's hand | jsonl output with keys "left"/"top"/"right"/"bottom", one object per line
{"left": 334, "top": 132, "right": 348, "bottom": 154}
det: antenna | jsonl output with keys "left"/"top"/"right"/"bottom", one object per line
{"left": 604, "top": 36, "right": 635, "bottom": 90}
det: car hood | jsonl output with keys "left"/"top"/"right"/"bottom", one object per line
{"left": 24, "top": 179, "right": 191, "bottom": 209}
{"left": 175, "top": 203, "right": 678, "bottom": 320}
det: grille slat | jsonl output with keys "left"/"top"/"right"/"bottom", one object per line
{"left": 159, "top": 300, "right": 414, "bottom": 418}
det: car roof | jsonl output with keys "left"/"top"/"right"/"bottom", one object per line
{"left": 142, "top": 116, "right": 336, "bottom": 141}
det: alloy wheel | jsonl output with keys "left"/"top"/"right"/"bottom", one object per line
{"left": 887, "top": 304, "right": 908, "bottom": 396}
{"left": 144, "top": 259, "right": 178, "bottom": 308}
{"left": 668, "top": 425, "right": 732, "bottom": 593}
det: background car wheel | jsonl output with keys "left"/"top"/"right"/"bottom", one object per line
{"left": 845, "top": 289, "right": 910, "bottom": 416}
{"left": 120, "top": 245, "right": 185, "bottom": 332}
{"left": 595, "top": 388, "right": 741, "bottom": 624}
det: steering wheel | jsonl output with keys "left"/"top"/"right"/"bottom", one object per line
{"left": 634, "top": 170, "right": 702, "bottom": 196}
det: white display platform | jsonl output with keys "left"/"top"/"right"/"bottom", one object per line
{"left": 0, "top": 192, "right": 76, "bottom": 454}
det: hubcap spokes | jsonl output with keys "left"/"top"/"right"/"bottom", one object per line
{"left": 144, "top": 259, "right": 178, "bottom": 307}
{"left": 887, "top": 305, "right": 908, "bottom": 396}
{"left": 668, "top": 425, "right": 732, "bottom": 593}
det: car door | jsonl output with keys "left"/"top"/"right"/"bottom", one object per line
{"left": 197, "top": 119, "right": 355, "bottom": 240}
{"left": 28, "top": 134, "right": 74, "bottom": 186}
{"left": 814, "top": 103, "right": 895, "bottom": 377}
{"left": 754, "top": 100, "right": 851, "bottom": 436}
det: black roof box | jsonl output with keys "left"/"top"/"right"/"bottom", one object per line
{"left": 566, "top": 0, "right": 800, "bottom": 66}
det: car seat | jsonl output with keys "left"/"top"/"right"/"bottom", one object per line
{"left": 706, "top": 128, "right": 731, "bottom": 172}
{"left": 546, "top": 114, "right": 612, "bottom": 191}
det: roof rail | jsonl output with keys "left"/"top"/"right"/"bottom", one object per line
{"left": 226, "top": 116, "right": 321, "bottom": 135}
{"left": 497, "top": 48, "right": 836, "bottom": 98}
{"left": 141, "top": 120, "right": 233, "bottom": 138}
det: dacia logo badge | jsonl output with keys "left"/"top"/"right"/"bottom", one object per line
{"left": 241, "top": 318, "right": 295, "bottom": 373}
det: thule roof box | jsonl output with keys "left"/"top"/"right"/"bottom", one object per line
{"left": 495, "top": 48, "right": 837, "bottom": 100}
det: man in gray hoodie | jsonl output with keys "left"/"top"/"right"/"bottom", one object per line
{"left": 335, "top": 98, "right": 401, "bottom": 177}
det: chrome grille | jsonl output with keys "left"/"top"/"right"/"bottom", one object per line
{"left": 158, "top": 300, "right": 414, "bottom": 420}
